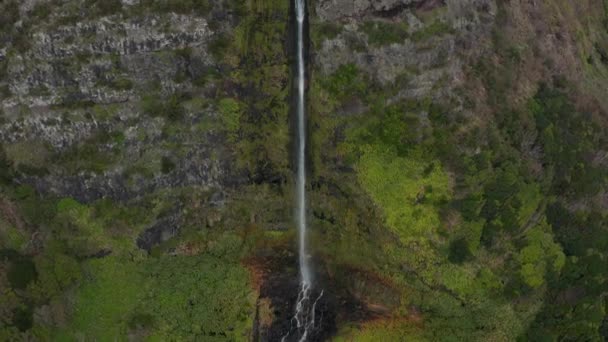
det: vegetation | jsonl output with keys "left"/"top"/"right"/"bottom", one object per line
{"left": 138, "top": 0, "right": 212, "bottom": 16}
{"left": 1, "top": 0, "right": 607, "bottom": 341}
{"left": 306, "top": 1, "right": 608, "bottom": 338}
{"left": 0, "top": 0, "right": 289, "bottom": 340}
{"left": 411, "top": 20, "right": 453, "bottom": 42}
{"left": 141, "top": 92, "right": 188, "bottom": 122}
{"left": 361, "top": 21, "right": 409, "bottom": 46}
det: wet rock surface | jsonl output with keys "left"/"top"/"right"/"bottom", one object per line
{"left": 251, "top": 255, "right": 379, "bottom": 342}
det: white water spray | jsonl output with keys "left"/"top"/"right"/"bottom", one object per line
{"left": 282, "top": 0, "right": 324, "bottom": 341}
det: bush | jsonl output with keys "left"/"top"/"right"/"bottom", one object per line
{"left": 312, "top": 22, "right": 343, "bottom": 46}
{"left": 208, "top": 34, "right": 230, "bottom": 60}
{"left": 0, "top": 1, "right": 19, "bottom": 32}
{"left": 448, "top": 237, "right": 472, "bottom": 263}
{"left": 141, "top": 92, "right": 187, "bottom": 122}
{"left": 139, "top": 0, "right": 211, "bottom": 16}
{"left": 361, "top": 20, "right": 408, "bottom": 46}
{"left": 0, "top": 146, "right": 13, "bottom": 185}
{"left": 160, "top": 156, "right": 176, "bottom": 174}
{"left": 321, "top": 63, "right": 366, "bottom": 100}
{"left": 109, "top": 77, "right": 133, "bottom": 90}
{"left": 411, "top": 20, "right": 452, "bottom": 42}
{"left": 1, "top": 250, "right": 37, "bottom": 290}
{"left": 218, "top": 98, "right": 243, "bottom": 141}
{"left": 12, "top": 306, "right": 33, "bottom": 332}
{"left": 88, "top": 0, "right": 123, "bottom": 16}
{"left": 128, "top": 312, "right": 155, "bottom": 330}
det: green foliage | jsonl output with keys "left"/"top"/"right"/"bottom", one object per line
{"left": 50, "top": 197, "right": 148, "bottom": 258}
{"left": 0, "top": 147, "right": 12, "bottom": 186}
{"left": 411, "top": 20, "right": 453, "bottom": 42}
{"left": 64, "top": 257, "right": 142, "bottom": 340}
{"left": 160, "top": 156, "right": 176, "bottom": 174}
{"left": 86, "top": 0, "right": 123, "bottom": 17}
{"left": 516, "top": 222, "right": 565, "bottom": 289}
{"left": 526, "top": 207, "right": 608, "bottom": 340}
{"left": 221, "top": 0, "right": 291, "bottom": 178}
{"left": 53, "top": 198, "right": 108, "bottom": 257}
{"left": 141, "top": 92, "right": 188, "bottom": 122}
{"left": 356, "top": 146, "right": 450, "bottom": 243}
{"left": 32, "top": 252, "right": 81, "bottom": 299}
{"left": 54, "top": 254, "right": 255, "bottom": 341}
{"left": 361, "top": 20, "right": 409, "bottom": 46}
{"left": 130, "top": 0, "right": 212, "bottom": 17}
{"left": 0, "top": 225, "right": 26, "bottom": 251}
{"left": 209, "top": 34, "right": 231, "bottom": 60}
{"left": 108, "top": 77, "right": 133, "bottom": 90}
{"left": 448, "top": 237, "right": 472, "bottom": 264}
{"left": 1, "top": 249, "right": 37, "bottom": 290}
{"left": 55, "top": 131, "right": 119, "bottom": 173}
{"left": 0, "top": 1, "right": 19, "bottom": 32}
{"left": 12, "top": 306, "right": 33, "bottom": 332}
{"left": 139, "top": 255, "right": 255, "bottom": 340}
{"left": 29, "top": 2, "right": 52, "bottom": 21}
{"left": 321, "top": 63, "right": 367, "bottom": 101}
{"left": 334, "top": 321, "right": 425, "bottom": 341}
{"left": 192, "top": 67, "right": 221, "bottom": 87}
{"left": 479, "top": 165, "right": 543, "bottom": 246}
{"left": 12, "top": 185, "right": 57, "bottom": 227}
{"left": 218, "top": 98, "right": 243, "bottom": 141}
{"left": 311, "top": 21, "right": 343, "bottom": 47}
{"left": 530, "top": 85, "right": 606, "bottom": 196}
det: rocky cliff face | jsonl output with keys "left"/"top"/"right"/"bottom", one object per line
{"left": 1, "top": 2, "right": 236, "bottom": 204}
{"left": 1, "top": 0, "right": 608, "bottom": 341}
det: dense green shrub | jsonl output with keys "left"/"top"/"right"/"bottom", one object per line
{"left": 321, "top": 63, "right": 367, "bottom": 100}
{"left": 160, "top": 156, "right": 176, "bottom": 174}
{"left": 12, "top": 306, "right": 33, "bottom": 332}
{"left": 218, "top": 98, "right": 243, "bottom": 141}
{"left": 2, "top": 250, "right": 37, "bottom": 290}
{"left": 208, "top": 34, "right": 231, "bottom": 60}
{"left": 141, "top": 92, "right": 187, "bottom": 122}
{"left": 448, "top": 237, "right": 472, "bottom": 263}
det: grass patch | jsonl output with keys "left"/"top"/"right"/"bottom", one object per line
{"left": 356, "top": 147, "right": 450, "bottom": 243}
{"left": 361, "top": 21, "right": 409, "bottom": 46}
{"left": 411, "top": 20, "right": 452, "bottom": 42}
{"left": 64, "top": 257, "right": 142, "bottom": 340}
{"left": 218, "top": 98, "right": 243, "bottom": 141}
{"left": 137, "top": 0, "right": 211, "bottom": 16}
{"left": 311, "top": 21, "right": 343, "bottom": 47}
{"left": 56, "top": 254, "right": 255, "bottom": 340}
{"left": 334, "top": 320, "right": 425, "bottom": 342}
{"left": 141, "top": 92, "right": 189, "bottom": 122}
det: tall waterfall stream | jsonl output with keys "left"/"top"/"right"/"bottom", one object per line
{"left": 282, "top": 0, "right": 324, "bottom": 340}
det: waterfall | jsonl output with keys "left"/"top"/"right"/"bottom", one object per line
{"left": 283, "top": 0, "right": 323, "bottom": 341}
{"left": 295, "top": 0, "right": 310, "bottom": 289}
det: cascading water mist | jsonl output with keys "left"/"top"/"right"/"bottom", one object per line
{"left": 282, "top": 0, "right": 324, "bottom": 341}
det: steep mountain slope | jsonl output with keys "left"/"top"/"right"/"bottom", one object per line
{"left": 0, "top": 0, "right": 607, "bottom": 341}
{"left": 307, "top": 0, "right": 608, "bottom": 340}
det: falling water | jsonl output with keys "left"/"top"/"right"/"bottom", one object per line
{"left": 282, "top": 0, "right": 323, "bottom": 340}
{"left": 295, "top": 0, "right": 310, "bottom": 288}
